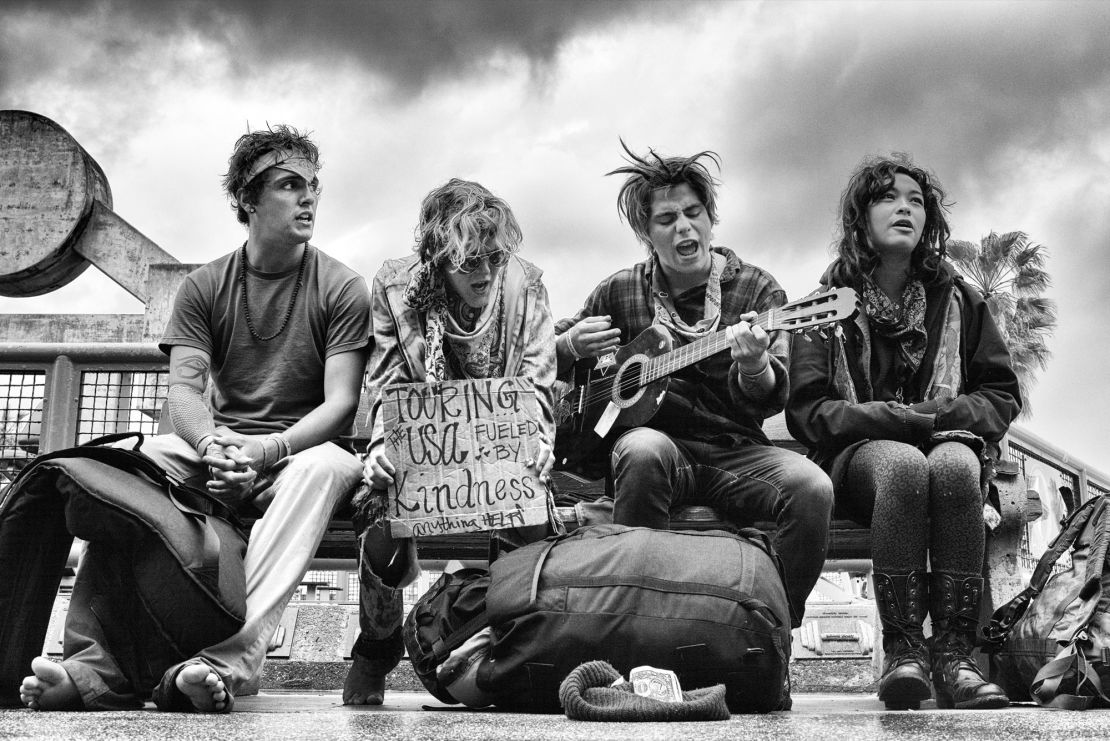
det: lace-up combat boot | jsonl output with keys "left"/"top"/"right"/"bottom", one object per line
{"left": 873, "top": 571, "right": 932, "bottom": 709}
{"left": 929, "top": 573, "right": 1009, "bottom": 709}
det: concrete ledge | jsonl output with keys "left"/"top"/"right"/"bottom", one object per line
{"left": 260, "top": 658, "right": 877, "bottom": 694}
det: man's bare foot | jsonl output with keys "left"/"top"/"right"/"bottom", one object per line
{"left": 175, "top": 663, "right": 229, "bottom": 712}
{"left": 343, "top": 656, "right": 385, "bottom": 705}
{"left": 19, "top": 657, "right": 81, "bottom": 710}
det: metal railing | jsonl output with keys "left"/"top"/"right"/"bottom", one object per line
{"left": 0, "top": 342, "right": 168, "bottom": 494}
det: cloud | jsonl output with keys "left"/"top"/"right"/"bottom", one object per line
{"left": 0, "top": 0, "right": 687, "bottom": 99}
{"left": 2, "top": 0, "right": 1109, "bottom": 468}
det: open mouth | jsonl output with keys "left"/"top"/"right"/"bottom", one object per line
{"left": 892, "top": 219, "right": 914, "bottom": 230}
{"left": 296, "top": 213, "right": 314, "bottom": 225}
{"left": 675, "top": 239, "right": 700, "bottom": 256}
{"left": 471, "top": 280, "right": 490, "bottom": 293}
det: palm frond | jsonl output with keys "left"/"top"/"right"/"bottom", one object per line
{"left": 946, "top": 239, "right": 979, "bottom": 263}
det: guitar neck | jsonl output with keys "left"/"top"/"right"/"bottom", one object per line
{"left": 643, "top": 307, "right": 775, "bottom": 383}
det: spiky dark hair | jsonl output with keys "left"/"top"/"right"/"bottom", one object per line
{"left": 607, "top": 140, "right": 721, "bottom": 251}
{"left": 222, "top": 124, "right": 320, "bottom": 224}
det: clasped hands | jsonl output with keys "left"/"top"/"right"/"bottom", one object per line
{"left": 200, "top": 429, "right": 272, "bottom": 503}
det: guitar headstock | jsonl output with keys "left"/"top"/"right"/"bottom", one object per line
{"left": 768, "top": 288, "right": 860, "bottom": 332}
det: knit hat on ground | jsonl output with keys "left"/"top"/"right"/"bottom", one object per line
{"left": 559, "top": 661, "right": 730, "bottom": 722}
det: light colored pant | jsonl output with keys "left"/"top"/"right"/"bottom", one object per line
{"left": 62, "top": 433, "right": 361, "bottom": 707}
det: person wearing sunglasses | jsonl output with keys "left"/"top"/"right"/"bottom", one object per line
{"left": 343, "top": 178, "right": 558, "bottom": 705}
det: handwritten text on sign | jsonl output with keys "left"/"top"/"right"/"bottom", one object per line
{"left": 382, "top": 377, "right": 547, "bottom": 538}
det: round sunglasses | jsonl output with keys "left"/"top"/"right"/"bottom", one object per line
{"left": 453, "top": 250, "right": 512, "bottom": 274}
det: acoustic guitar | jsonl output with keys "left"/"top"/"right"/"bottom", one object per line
{"left": 553, "top": 288, "right": 859, "bottom": 473}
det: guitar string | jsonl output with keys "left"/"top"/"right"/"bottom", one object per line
{"left": 570, "top": 296, "right": 850, "bottom": 409}
{"left": 574, "top": 307, "right": 773, "bottom": 408}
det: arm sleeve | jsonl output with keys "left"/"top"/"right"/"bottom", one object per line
{"left": 167, "top": 384, "right": 217, "bottom": 453}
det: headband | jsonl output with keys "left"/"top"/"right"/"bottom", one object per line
{"left": 244, "top": 148, "right": 319, "bottom": 185}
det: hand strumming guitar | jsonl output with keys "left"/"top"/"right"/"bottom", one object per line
{"left": 557, "top": 315, "right": 622, "bottom": 374}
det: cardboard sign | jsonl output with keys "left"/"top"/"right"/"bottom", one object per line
{"left": 381, "top": 377, "right": 548, "bottom": 538}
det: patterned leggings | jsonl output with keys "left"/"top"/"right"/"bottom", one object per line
{"left": 840, "top": 440, "right": 983, "bottom": 577}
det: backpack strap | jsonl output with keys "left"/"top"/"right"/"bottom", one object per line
{"left": 430, "top": 611, "right": 489, "bottom": 663}
{"left": 3, "top": 432, "right": 248, "bottom": 576}
{"left": 19, "top": 433, "right": 248, "bottom": 535}
{"left": 982, "top": 496, "right": 1106, "bottom": 650}
{"left": 1031, "top": 632, "right": 1106, "bottom": 709}
{"left": 1029, "top": 498, "right": 1110, "bottom": 709}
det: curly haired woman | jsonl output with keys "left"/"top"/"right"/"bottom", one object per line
{"left": 787, "top": 154, "right": 1021, "bottom": 710}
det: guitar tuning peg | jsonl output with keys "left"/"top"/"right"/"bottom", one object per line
{"left": 800, "top": 331, "right": 813, "bottom": 342}
{"left": 818, "top": 329, "right": 829, "bottom": 341}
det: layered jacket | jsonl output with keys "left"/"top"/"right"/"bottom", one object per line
{"left": 786, "top": 261, "right": 1021, "bottom": 475}
{"left": 365, "top": 253, "right": 557, "bottom": 454}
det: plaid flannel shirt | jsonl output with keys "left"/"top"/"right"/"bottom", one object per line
{"left": 554, "top": 246, "right": 790, "bottom": 445}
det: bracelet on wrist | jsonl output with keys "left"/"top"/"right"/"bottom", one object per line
{"left": 265, "top": 432, "right": 291, "bottom": 465}
{"left": 739, "top": 357, "right": 771, "bottom": 378}
{"left": 196, "top": 434, "right": 216, "bottom": 457}
{"left": 564, "top": 333, "right": 583, "bottom": 361}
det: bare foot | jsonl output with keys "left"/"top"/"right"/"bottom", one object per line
{"left": 342, "top": 656, "right": 385, "bottom": 706}
{"left": 175, "top": 663, "right": 229, "bottom": 712}
{"left": 19, "top": 657, "right": 81, "bottom": 710}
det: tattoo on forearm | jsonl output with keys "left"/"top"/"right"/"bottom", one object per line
{"left": 174, "top": 353, "right": 210, "bottom": 384}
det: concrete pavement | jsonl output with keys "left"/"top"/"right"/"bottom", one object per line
{"left": 2, "top": 691, "right": 1108, "bottom": 740}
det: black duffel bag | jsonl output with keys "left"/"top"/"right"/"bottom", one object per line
{"left": 404, "top": 524, "right": 792, "bottom": 713}
{"left": 0, "top": 432, "right": 248, "bottom": 707}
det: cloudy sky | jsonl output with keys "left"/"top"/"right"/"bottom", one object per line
{"left": 2, "top": 0, "right": 1108, "bottom": 472}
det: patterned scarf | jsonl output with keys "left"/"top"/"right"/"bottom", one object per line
{"left": 443, "top": 285, "right": 506, "bottom": 380}
{"left": 402, "top": 261, "right": 505, "bottom": 383}
{"left": 830, "top": 281, "right": 963, "bottom": 405}
{"left": 861, "top": 277, "right": 928, "bottom": 375}
{"left": 650, "top": 252, "right": 727, "bottom": 341}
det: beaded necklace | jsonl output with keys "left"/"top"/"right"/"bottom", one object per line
{"left": 238, "top": 243, "right": 308, "bottom": 342}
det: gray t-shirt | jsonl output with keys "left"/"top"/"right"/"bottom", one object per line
{"left": 160, "top": 244, "right": 371, "bottom": 436}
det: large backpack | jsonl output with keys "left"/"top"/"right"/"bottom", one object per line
{"left": 0, "top": 433, "right": 248, "bottom": 707}
{"left": 403, "top": 567, "right": 491, "bottom": 704}
{"left": 983, "top": 494, "right": 1110, "bottom": 709}
{"left": 404, "top": 524, "right": 792, "bottom": 713}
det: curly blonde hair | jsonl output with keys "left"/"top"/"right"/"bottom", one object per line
{"left": 414, "top": 178, "right": 522, "bottom": 269}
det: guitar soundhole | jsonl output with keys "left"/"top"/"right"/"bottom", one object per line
{"left": 615, "top": 359, "right": 643, "bottom": 402}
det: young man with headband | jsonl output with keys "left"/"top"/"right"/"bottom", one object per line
{"left": 19, "top": 125, "right": 370, "bottom": 713}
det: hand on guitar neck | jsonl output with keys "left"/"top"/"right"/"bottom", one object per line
{"left": 725, "top": 310, "right": 775, "bottom": 394}
{"left": 553, "top": 288, "right": 860, "bottom": 474}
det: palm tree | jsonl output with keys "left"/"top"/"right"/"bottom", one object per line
{"left": 946, "top": 231, "right": 1057, "bottom": 416}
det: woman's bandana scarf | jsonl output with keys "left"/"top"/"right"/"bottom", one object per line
{"left": 861, "top": 276, "right": 928, "bottom": 375}
{"left": 650, "top": 251, "right": 727, "bottom": 341}
{"left": 402, "top": 260, "right": 505, "bottom": 383}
